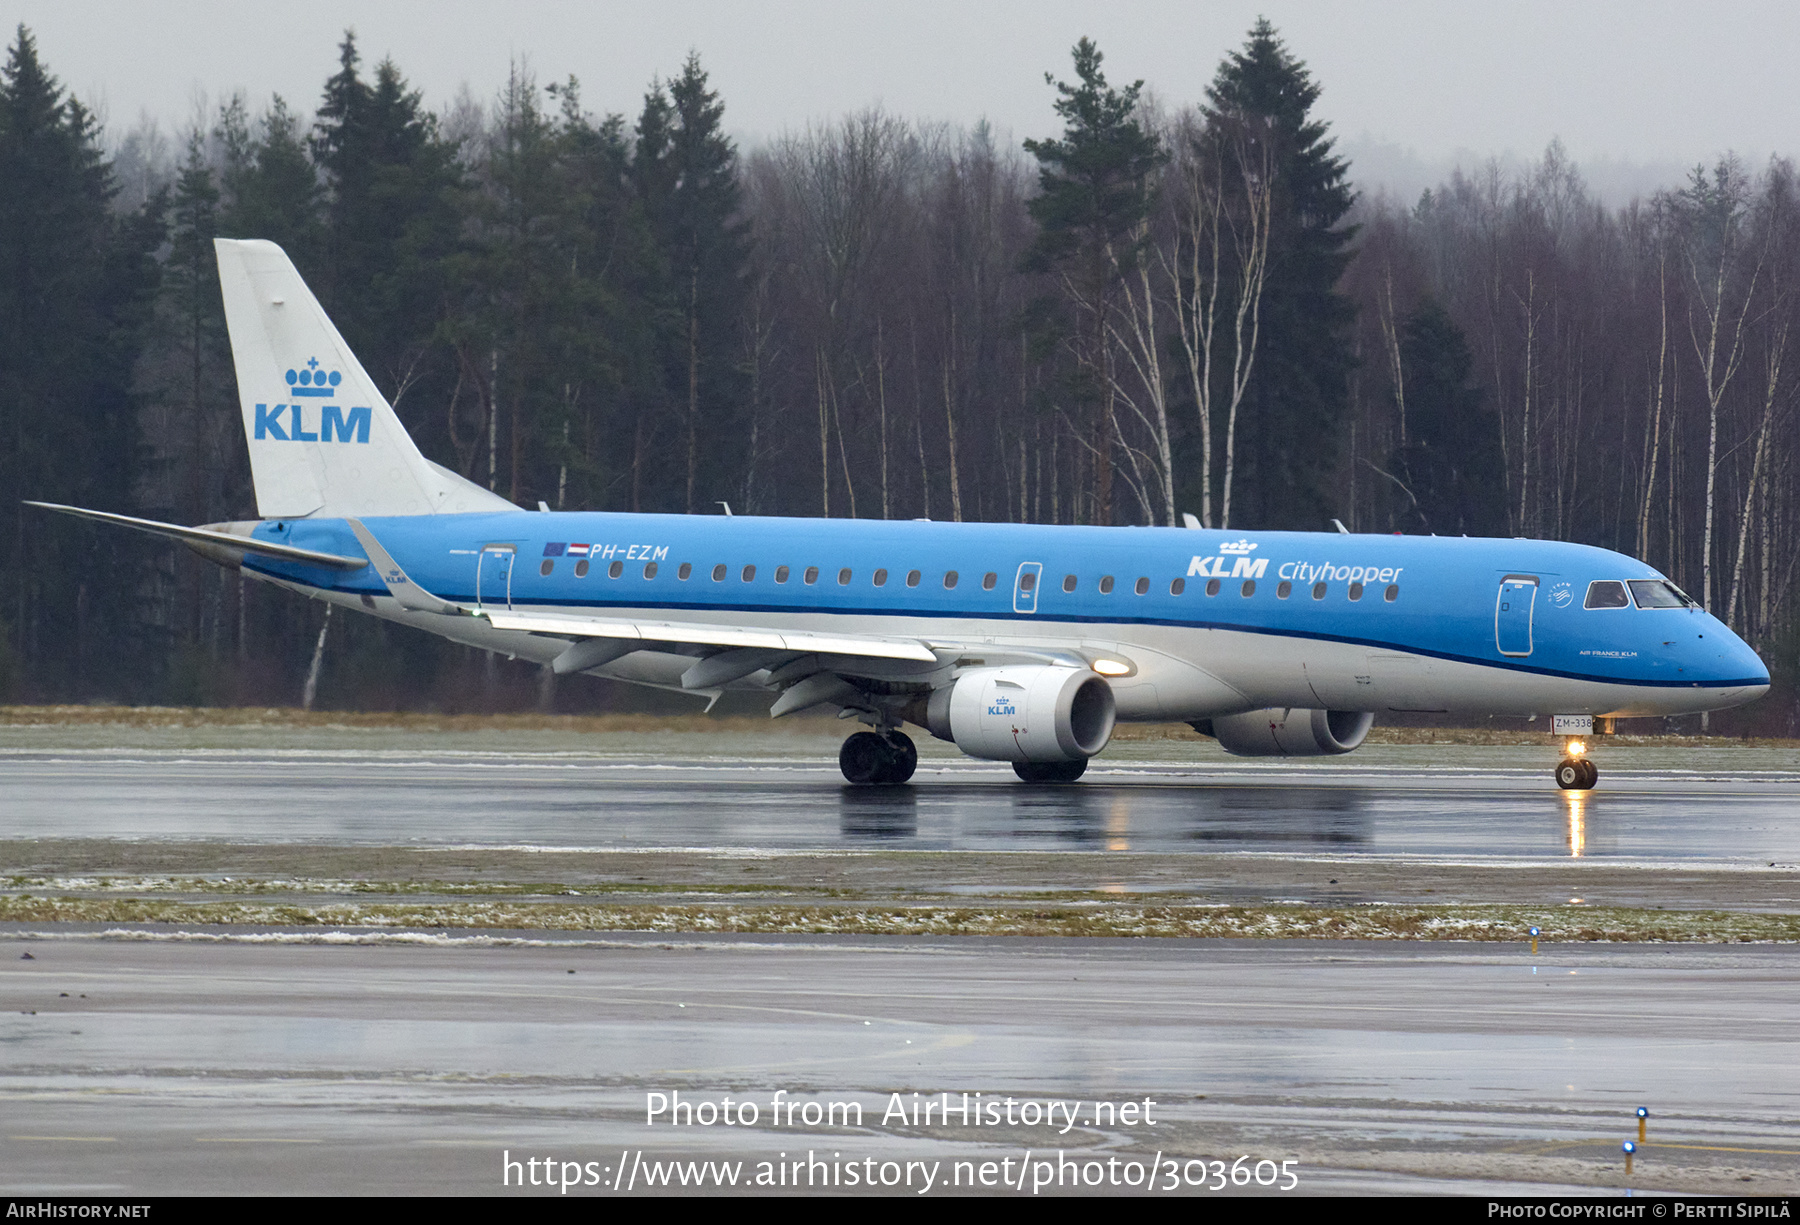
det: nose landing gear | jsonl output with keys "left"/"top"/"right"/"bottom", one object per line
{"left": 1554, "top": 737, "right": 1598, "bottom": 790}
{"left": 839, "top": 729, "right": 918, "bottom": 785}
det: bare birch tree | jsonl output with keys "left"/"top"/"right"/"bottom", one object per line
{"left": 1163, "top": 109, "right": 1274, "bottom": 528}
{"left": 1675, "top": 159, "right": 1764, "bottom": 611}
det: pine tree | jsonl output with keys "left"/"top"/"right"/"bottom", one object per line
{"left": 0, "top": 25, "right": 164, "bottom": 696}
{"left": 164, "top": 132, "right": 232, "bottom": 521}
{"left": 217, "top": 94, "right": 323, "bottom": 269}
{"left": 476, "top": 64, "right": 574, "bottom": 505}
{"left": 1022, "top": 38, "right": 1164, "bottom": 524}
{"left": 1204, "top": 19, "right": 1355, "bottom": 530}
{"left": 311, "top": 33, "right": 463, "bottom": 412}
{"left": 546, "top": 84, "right": 660, "bottom": 512}
{"left": 666, "top": 56, "right": 748, "bottom": 513}
{"left": 633, "top": 56, "right": 748, "bottom": 512}
{"left": 1392, "top": 299, "right": 1503, "bottom": 534}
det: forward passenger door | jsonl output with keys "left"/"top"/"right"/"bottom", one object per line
{"left": 1495, "top": 576, "right": 1538, "bottom": 657}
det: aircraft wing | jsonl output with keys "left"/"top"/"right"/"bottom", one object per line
{"left": 347, "top": 519, "right": 939, "bottom": 664}
{"left": 474, "top": 608, "right": 940, "bottom": 663}
{"left": 27, "top": 502, "right": 369, "bottom": 571}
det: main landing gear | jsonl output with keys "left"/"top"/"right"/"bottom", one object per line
{"left": 1555, "top": 738, "right": 1598, "bottom": 791}
{"left": 839, "top": 730, "right": 918, "bottom": 785}
{"left": 837, "top": 729, "right": 1092, "bottom": 785}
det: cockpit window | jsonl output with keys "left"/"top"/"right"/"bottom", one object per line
{"left": 1584, "top": 580, "right": 1630, "bottom": 609}
{"left": 1628, "top": 579, "right": 1694, "bottom": 609}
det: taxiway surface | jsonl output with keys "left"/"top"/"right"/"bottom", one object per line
{"left": 3, "top": 723, "right": 1797, "bottom": 1196}
{"left": 3, "top": 933, "right": 1798, "bottom": 1196}
{"left": 3, "top": 733, "right": 1800, "bottom": 862}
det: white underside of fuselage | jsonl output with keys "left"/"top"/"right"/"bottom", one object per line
{"left": 268, "top": 576, "right": 1762, "bottom": 723}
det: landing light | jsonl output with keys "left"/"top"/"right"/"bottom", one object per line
{"left": 1092, "top": 659, "right": 1132, "bottom": 677}
{"left": 1566, "top": 739, "right": 1586, "bottom": 757}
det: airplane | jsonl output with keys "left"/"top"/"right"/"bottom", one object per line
{"left": 29, "top": 239, "right": 1770, "bottom": 790}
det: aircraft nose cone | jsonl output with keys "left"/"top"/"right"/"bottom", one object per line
{"left": 1708, "top": 619, "right": 1769, "bottom": 686}
{"left": 1687, "top": 623, "right": 1769, "bottom": 713}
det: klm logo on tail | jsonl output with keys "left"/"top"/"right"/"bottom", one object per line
{"left": 253, "top": 358, "right": 371, "bottom": 444}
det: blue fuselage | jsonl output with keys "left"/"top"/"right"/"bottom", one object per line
{"left": 245, "top": 513, "right": 1769, "bottom": 718}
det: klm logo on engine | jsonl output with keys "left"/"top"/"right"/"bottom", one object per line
{"left": 1188, "top": 540, "right": 1267, "bottom": 579}
{"left": 252, "top": 357, "right": 371, "bottom": 444}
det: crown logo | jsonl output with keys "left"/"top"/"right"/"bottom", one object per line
{"left": 285, "top": 356, "right": 342, "bottom": 398}
{"left": 1219, "top": 539, "right": 1257, "bottom": 554}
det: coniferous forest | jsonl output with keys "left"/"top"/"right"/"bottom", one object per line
{"left": 3, "top": 21, "right": 1798, "bottom": 730}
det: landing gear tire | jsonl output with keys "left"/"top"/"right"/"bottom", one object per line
{"left": 1556, "top": 758, "right": 1597, "bottom": 791}
{"left": 839, "top": 730, "right": 917, "bottom": 785}
{"left": 883, "top": 732, "right": 918, "bottom": 784}
{"left": 1012, "top": 758, "right": 1088, "bottom": 784}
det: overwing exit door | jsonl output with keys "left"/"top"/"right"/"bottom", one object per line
{"left": 478, "top": 545, "right": 516, "bottom": 610}
{"left": 1495, "top": 576, "right": 1537, "bottom": 656}
{"left": 1014, "top": 562, "right": 1043, "bottom": 613}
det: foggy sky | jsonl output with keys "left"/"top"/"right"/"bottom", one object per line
{"left": 10, "top": 0, "right": 1796, "bottom": 200}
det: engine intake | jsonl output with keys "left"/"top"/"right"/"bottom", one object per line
{"left": 926, "top": 666, "right": 1116, "bottom": 762}
{"left": 1194, "top": 708, "right": 1374, "bottom": 757}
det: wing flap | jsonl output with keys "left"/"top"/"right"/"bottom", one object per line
{"left": 642, "top": 621, "right": 786, "bottom": 650}
{"left": 784, "top": 632, "right": 930, "bottom": 657}
{"left": 477, "top": 611, "right": 641, "bottom": 639}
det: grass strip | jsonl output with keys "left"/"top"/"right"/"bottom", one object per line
{"left": 3, "top": 895, "right": 1796, "bottom": 942}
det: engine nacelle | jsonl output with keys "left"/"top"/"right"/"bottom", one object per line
{"left": 926, "top": 666, "right": 1116, "bottom": 762}
{"left": 1195, "top": 708, "right": 1374, "bottom": 757}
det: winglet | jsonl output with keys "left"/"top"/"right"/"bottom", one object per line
{"left": 346, "top": 519, "right": 463, "bottom": 614}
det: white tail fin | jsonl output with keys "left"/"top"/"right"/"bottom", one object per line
{"left": 215, "top": 238, "right": 517, "bottom": 518}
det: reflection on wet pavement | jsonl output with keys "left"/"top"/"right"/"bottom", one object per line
{"left": 3, "top": 741, "right": 1799, "bottom": 862}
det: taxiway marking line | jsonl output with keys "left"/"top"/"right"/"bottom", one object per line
{"left": 193, "top": 1138, "right": 320, "bottom": 1144}
{"left": 8, "top": 1135, "right": 116, "bottom": 1142}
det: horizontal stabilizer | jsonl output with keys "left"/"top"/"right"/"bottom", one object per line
{"left": 474, "top": 608, "right": 938, "bottom": 662}
{"left": 27, "top": 502, "right": 368, "bottom": 571}
{"left": 346, "top": 519, "right": 463, "bottom": 615}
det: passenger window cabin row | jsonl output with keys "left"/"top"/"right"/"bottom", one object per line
{"left": 536, "top": 555, "right": 1401, "bottom": 603}
{"left": 550, "top": 559, "right": 1000, "bottom": 588}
